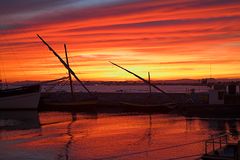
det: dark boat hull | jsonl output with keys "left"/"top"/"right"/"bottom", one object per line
{"left": 0, "top": 85, "right": 41, "bottom": 110}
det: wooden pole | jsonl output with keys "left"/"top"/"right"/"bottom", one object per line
{"left": 37, "top": 34, "right": 92, "bottom": 95}
{"left": 64, "top": 44, "right": 74, "bottom": 99}
{"left": 148, "top": 72, "right": 151, "bottom": 94}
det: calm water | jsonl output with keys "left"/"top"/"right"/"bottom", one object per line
{"left": 1, "top": 111, "right": 240, "bottom": 160}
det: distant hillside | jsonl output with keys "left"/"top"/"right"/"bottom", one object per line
{"left": 8, "top": 78, "right": 240, "bottom": 86}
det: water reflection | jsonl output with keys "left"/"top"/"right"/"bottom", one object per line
{"left": 0, "top": 111, "right": 40, "bottom": 131}
{"left": 133, "top": 114, "right": 153, "bottom": 146}
{"left": 199, "top": 118, "right": 240, "bottom": 136}
{"left": 53, "top": 112, "right": 98, "bottom": 160}
{"left": 1, "top": 112, "right": 240, "bottom": 160}
{"left": 227, "top": 120, "right": 239, "bottom": 136}
{"left": 57, "top": 112, "right": 77, "bottom": 160}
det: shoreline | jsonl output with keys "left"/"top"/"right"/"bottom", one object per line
{"left": 37, "top": 92, "right": 240, "bottom": 118}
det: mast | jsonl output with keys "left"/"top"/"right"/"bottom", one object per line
{"left": 37, "top": 34, "right": 92, "bottom": 96}
{"left": 110, "top": 61, "right": 174, "bottom": 102}
{"left": 64, "top": 44, "right": 74, "bottom": 99}
{"left": 148, "top": 72, "right": 151, "bottom": 94}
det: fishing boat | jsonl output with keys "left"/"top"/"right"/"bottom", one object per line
{"left": 40, "top": 98, "right": 98, "bottom": 111}
{"left": 119, "top": 101, "right": 176, "bottom": 112}
{"left": 110, "top": 62, "right": 178, "bottom": 112}
{"left": 37, "top": 35, "right": 98, "bottom": 111}
{"left": 0, "top": 84, "right": 41, "bottom": 109}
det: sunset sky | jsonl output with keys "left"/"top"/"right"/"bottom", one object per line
{"left": 0, "top": 0, "right": 240, "bottom": 82}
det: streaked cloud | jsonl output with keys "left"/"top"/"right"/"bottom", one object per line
{"left": 0, "top": 0, "right": 240, "bottom": 81}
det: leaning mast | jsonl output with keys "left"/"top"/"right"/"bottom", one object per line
{"left": 37, "top": 34, "right": 92, "bottom": 96}
{"left": 110, "top": 61, "right": 174, "bottom": 103}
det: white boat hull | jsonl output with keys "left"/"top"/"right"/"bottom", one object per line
{"left": 0, "top": 92, "right": 40, "bottom": 109}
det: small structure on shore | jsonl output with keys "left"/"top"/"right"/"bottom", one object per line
{"left": 208, "top": 83, "right": 240, "bottom": 105}
{"left": 209, "top": 84, "right": 225, "bottom": 105}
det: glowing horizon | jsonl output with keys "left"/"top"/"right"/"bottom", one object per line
{"left": 1, "top": 0, "right": 240, "bottom": 82}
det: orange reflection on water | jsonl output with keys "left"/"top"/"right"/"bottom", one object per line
{"left": 1, "top": 112, "right": 240, "bottom": 160}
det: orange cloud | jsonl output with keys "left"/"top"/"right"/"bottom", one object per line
{"left": 0, "top": 0, "right": 240, "bottom": 82}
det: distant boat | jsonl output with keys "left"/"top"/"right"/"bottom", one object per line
{"left": 119, "top": 101, "right": 176, "bottom": 112}
{"left": 40, "top": 98, "right": 98, "bottom": 111}
{"left": 110, "top": 62, "right": 178, "bottom": 111}
{"left": 120, "top": 101, "right": 176, "bottom": 108}
{"left": 0, "top": 84, "right": 41, "bottom": 109}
